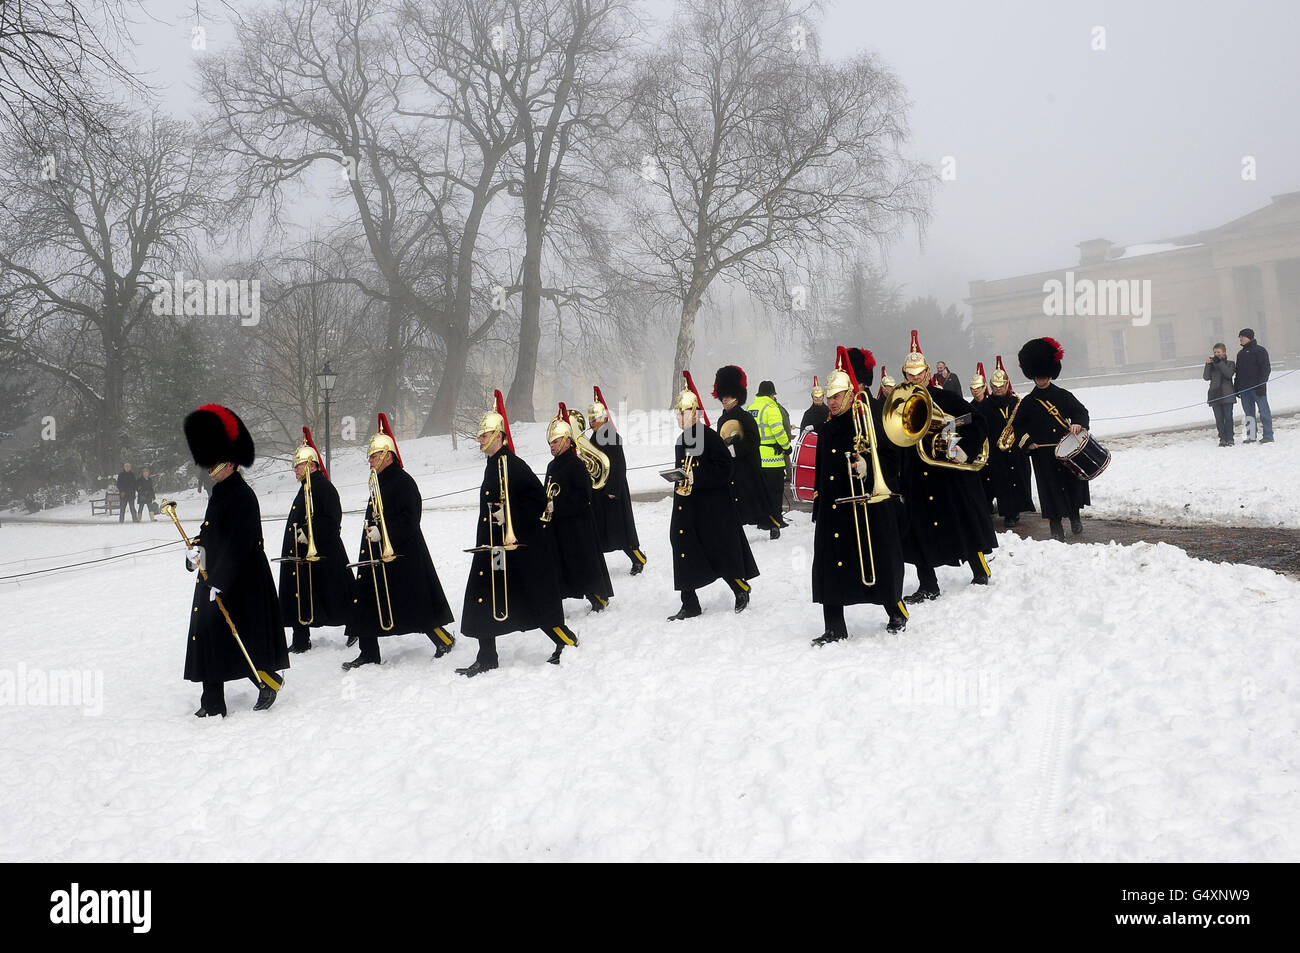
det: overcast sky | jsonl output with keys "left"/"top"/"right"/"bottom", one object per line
{"left": 132, "top": 0, "right": 1300, "bottom": 314}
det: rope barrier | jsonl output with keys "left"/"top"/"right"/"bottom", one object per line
{"left": 1089, "top": 369, "right": 1296, "bottom": 421}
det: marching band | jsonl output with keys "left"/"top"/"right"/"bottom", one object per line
{"left": 171, "top": 334, "right": 1107, "bottom": 710}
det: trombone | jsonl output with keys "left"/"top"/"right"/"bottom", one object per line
{"left": 295, "top": 465, "right": 321, "bottom": 625}
{"left": 539, "top": 478, "right": 561, "bottom": 523}
{"left": 834, "top": 393, "right": 914, "bottom": 586}
{"left": 347, "top": 467, "right": 397, "bottom": 631}
{"left": 463, "top": 454, "right": 523, "bottom": 622}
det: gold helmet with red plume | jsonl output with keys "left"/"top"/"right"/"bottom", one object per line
{"left": 901, "top": 329, "right": 929, "bottom": 378}
{"left": 366, "top": 413, "right": 402, "bottom": 467}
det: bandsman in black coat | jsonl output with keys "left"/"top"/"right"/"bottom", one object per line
{"left": 181, "top": 404, "right": 288, "bottom": 717}
{"left": 897, "top": 332, "right": 998, "bottom": 603}
{"left": 811, "top": 347, "right": 908, "bottom": 645}
{"left": 713, "top": 364, "right": 783, "bottom": 535}
{"left": 1000, "top": 338, "right": 1091, "bottom": 542}
{"left": 970, "top": 361, "right": 1036, "bottom": 527}
{"left": 278, "top": 427, "right": 354, "bottom": 653}
{"left": 342, "top": 414, "right": 455, "bottom": 669}
{"left": 799, "top": 376, "right": 831, "bottom": 432}
{"left": 666, "top": 371, "right": 759, "bottom": 621}
{"left": 456, "top": 391, "right": 580, "bottom": 677}
{"left": 587, "top": 386, "right": 647, "bottom": 575}
{"left": 543, "top": 403, "right": 615, "bottom": 612}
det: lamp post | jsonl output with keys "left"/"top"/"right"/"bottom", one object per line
{"left": 316, "top": 360, "right": 337, "bottom": 473}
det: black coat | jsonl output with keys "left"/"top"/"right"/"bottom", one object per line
{"left": 671, "top": 423, "right": 760, "bottom": 592}
{"left": 116, "top": 469, "right": 136, "bottom": 497}
{"left": 718, "top": 404, "right": 777, "bottom": 527}
{"left": 184, "top": 472, "right": 288, "bottom": 683}
{"left": 800, "top": 402, "right": 830, "bottom": 432}
{"left": 277, "top": 472, "right": 355, "bottom": 628}
{"left": 810, "top": 397, "right": 905, "bottom": 608}
{"left": 344, "top": 464, "right": 453, "bottom": 639}
{"left": 1234, "top": 340, "right": 1270, "bottom": 396}
{"left": 941, "top": 374, "right": 961, "bottom": 394}
{"left": 136, "top": 475, "right": 156, "bottom": 506}
{"left": 975, "top": 393, "right": 1035, "bottom": 518}
{"left": 589, "top": 424, "right": 640, "bottom": 551}
{"left": 461, "top": 447, "right": 565, "bottom": 638}
{"left": 901, "top": 387, "right": 998, "bottom": 567}
{"left": 1008, "top": 384, "right": 1091, "bottom": 520}
{"left": 1204, "top": 357, "right": 1237, "bottom": 405}
{"left": 544, "top": 447, "right": 614, "bottom": 599}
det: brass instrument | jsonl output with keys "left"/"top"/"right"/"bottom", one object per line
{"left": 568, "top": 409, "right": 610, "bottom": 490}
{"left": 885, "top": 381, "right": 988, "bottom": 472}
{"left": 365, "top": 466, "right": 397, "bottom": 631}
{"left": 540, "top": 478, "right": 561, "bottom": 523}
{"left": 295, "top": 465, "right": 321, "bottom": 626}
{"left": 834, "top": 393, "right": 915, "bottom": 586}
{"left": 719, "top": 418, "right": 743, "bottom": 445}
{"left": 997, "top": 394, "right": 1024, "bottom": 451}
{"left": 675, "top": 453, "right": 696, "bottom": 496}
{"left": 491, "top": 455, "right": 520, "bottom": 621}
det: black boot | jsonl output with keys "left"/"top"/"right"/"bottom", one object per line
{"left": 1070, "top": 516, "right": 1083, "bottom": 535}
{"left": 811, "top": 629, "right": 847, "bottom": 646}
{"left": 628, "top": 550, "right": 646, "bottom": 575}
{"left": 341, "top": 655, "right": 377, "bottom": 671}
{"left": 252, "top": 681, "right": 280, "bottom": 711}
{"left": 430, "top": 628, "right": 456, "bottom": 658}
{"left": 456, "top": 660, "right": 497, "bottom": 677}
{"left": 588, "top": 594, "right": 608, "bottom": 613}
{"left": 734, "top": 586, "right": 750, "bottom": 613}
{"left": 346, "top": 635, "right": 358, "bottom": 648}
{"left": 1003, "top": 515, "right": 1019, "bottom": 528}
{"left": 1049, "top": 519, "right": 1065, "bottom": 542}
{"left": 194, "top": 706, "right": 226, "bottom": 718}
{"left": 904, "top": 587, "right": 939, "bottom": 604}
{"left": 886, "top": 614, "right": 907, "bottom": 633}
{"left": 667, "top": 604, "right": 702, "bottom": 621}
{"left": 546, "top": 645, "right": 564, "bottom": 665}
{"left": 769, "top": 526, "right": 781, "bottom": 540}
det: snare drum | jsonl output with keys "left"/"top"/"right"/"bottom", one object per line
{"left": 793, "top": 427, "right": 819, "bottom": 502}
{"left": 1055, "top": 429, "right": 1110, "bottom": 480}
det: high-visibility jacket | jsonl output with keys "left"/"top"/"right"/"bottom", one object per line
{"left": 747, "top": 395, "right": 791, "bottom": 469}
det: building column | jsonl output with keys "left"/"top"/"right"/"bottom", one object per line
{"left": 1216, "top": 268, "right": 1240, "bottom": 337}
{"left": 1259, "top": 261, "right": 1284, "bottom": 350}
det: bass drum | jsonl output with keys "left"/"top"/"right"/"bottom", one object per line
{"left": 1055, "top": 429, "right": 1110, "bottom": 480}
{"left": 793, "top": 427, "right": 818, "bottom": 502}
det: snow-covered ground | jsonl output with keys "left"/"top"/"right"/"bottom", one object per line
{"left": 3, "top": 416, "right": 1298, "bottom": 861}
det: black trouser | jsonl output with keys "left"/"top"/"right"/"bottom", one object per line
{"left": 762, "top": 468, "right": 786, "bottom": 523}
{"left": 119, "top": 498, "right": 138, "bottom": 522}
{"left": 680, "top": 578, "right": 747, "bottom": 610}
{"left": 475, "top": 625, "right": 577, "bottom": 667}
{"left": 625, "top": 548, "right": 646, "bottom": 567}
{"left": 917, "top": 552, "right": 989, "bottom": 590}
{"left": 356, "top": 634, "right": 382, "bottom": 663}
{"left": 823, "top": 604, "right": 848, "bottom": 639}
{"left": 291, "top": 624, "right": 311, "bottom": 650}
{"left": 201, "top": 673, "right": 277, "bottom": 715}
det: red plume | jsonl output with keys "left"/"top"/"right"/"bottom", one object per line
{"left": 377, "top": 412, "right": 403, "bottom": 468}
{"left": 557, "top": 401, "right": 568, "bottom": 423}
{"left": 976, "top": 362, "right": 986, "bottom": 378}
{"left": 593, "top": 385, "right": 614, "bottom": 429}
{"left": 836, "top": 345, "right": 860, "bottom": 396}
{"left": 738, "top": 366, "right": 747, "bottom": 388}
{"left": 1044, "top": 337, "right": 1065, "bottom": 361}
{"left": 996, "top": 355, "right": 1014, "bottom": 395}
{"left": 199, "top": 403, "right": 238, "bottom": 443}
{"left": 813, "top": 375, "right": 819, "bottom": 387}
{"left": 858, "top": 348, "right": 877, "bottom": 371}
{"left": 909, "top": 329, "right": 922, "bottom": 355}
{"left": 302, "top": 426, "right": 329, "bottom": 481}
{"left": 494, "top": 389, "right": 514, "bottom": 454}
{"left": 682, "top": 370, "right": 710, "bottom": 427}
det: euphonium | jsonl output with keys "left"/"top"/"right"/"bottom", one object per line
{"left": 367, "top": 466, "right": 396, "bottom": 631}
{"left": 885, "top": 381, "right": 988, "bottom": 472}
{"left": 568, "top": 410, "right": 610, "bottom": 490}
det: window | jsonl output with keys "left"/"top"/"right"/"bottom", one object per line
{"left": 1203, "top": 313, "right": 1223, "bottom": 343}
{"left": 1158, "top": 323, "right": 1176, "bottom": 361}
{"left": 1111, "top": 329, "right": 1127, "bottom": 367}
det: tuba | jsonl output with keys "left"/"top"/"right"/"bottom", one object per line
{"left": 884, "top": 381, "right": 988, "bottom": 472}
{"left": 568, "top": 409, "right": 610, "bottom": 490}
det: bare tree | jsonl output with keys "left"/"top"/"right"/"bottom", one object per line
{"left": 624, "top": 0, "right": 932, "bottom": 397}
{"left": 0, "top": 107, "right": 221, "bottom": 473}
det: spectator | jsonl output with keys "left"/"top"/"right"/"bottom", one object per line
{"left": 936, "top": 361, "right": 961, "bottom": 394}
{"left": 116, "top": 463, "right": 139, "bottom": 522}
{"left": 137, "top": 466, "right": 160, "bottom": 520}
{"left": 1234, "top": 328, "right": 1273, "bottom": 443}
{"left": 1203, "top": 343, "right": 1236, "bottom": 446}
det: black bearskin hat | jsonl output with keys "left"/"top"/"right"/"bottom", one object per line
{"left": 712, "top": 365, "right": 747, "bottom": 403}
{"left": 848, "top": 348, "right": 876, "bottom": 390}
{"left": 1018, "top": 337, "right": 1064, "bottom": 381}
{"left": 184, "top": 404, "right": 255, "bottom": 468}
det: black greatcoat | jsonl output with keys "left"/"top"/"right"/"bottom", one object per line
{"left": 975, "top": 394, "right": 1035, "bottom": 518}
{"left": 718, "top": 404, "right": 775, "bottom": 527}
{"left": 185, "top": 472, "right": 289, "bottom": 683}
{"left": 589, "top": 423, "right": 640, "bottom": 551}
{"left": 461, "top": 447, "right": 565, "bottom": 638}
{"left": 671, "top": 423, "right": 760, "bottom": 591}
{"left": 278, "top": 473, "right": 354, "bottom": 627}
{"left": 1011, "top": 384, "right": 1091, "bottom": 520}
{"left": 345, "top": 464, "right": 453, "bottom": 639}
{"left": 800, "top": 402, "right": 830, "bottom": 432}
{"left": 811, "top": 397, "right": 905, "bottom": 608}
{"left": 901, "top": 387, "right": 998, "bottom": 568}
{"left": 544, "top": 447, "right": 614, "bottom": 599}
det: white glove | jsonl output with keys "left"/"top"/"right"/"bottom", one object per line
{"left": 209, "top": 586, "right": 221, "bottom": 603}
{"left": 951, "top": 445, "right": 968, "bottom": 463}
{"left": 366, "top": 525, "right": 381, "bottom": 542}
{"left": 850, "top": 453, "right": 869, "bottom": 479}
{"left": 490, "top": 504, "right": 505, "bottom": 526}
{"left": 295, "top": 527, "right": 308, "bottom": 545}
{"left": 186, "top": 546, "right": 205, "bottom": 570}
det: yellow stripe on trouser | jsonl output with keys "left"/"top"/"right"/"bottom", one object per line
{"left": 553, "top": 626, "right": 576, "bottom": 646}
{"left": 632, "top": 550, "right": 647, "bottom": 564}
{"left": 897, "top": 601, "right": 908, "bottom": 619}
{"left": 977, "top": 552, "right": 990, "bottom": 576}
{"left": 734, "top": 579, "right": 750, "bottom": 592}
{"left": 434, "top": 626, "right": 453, "bottom": 646}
